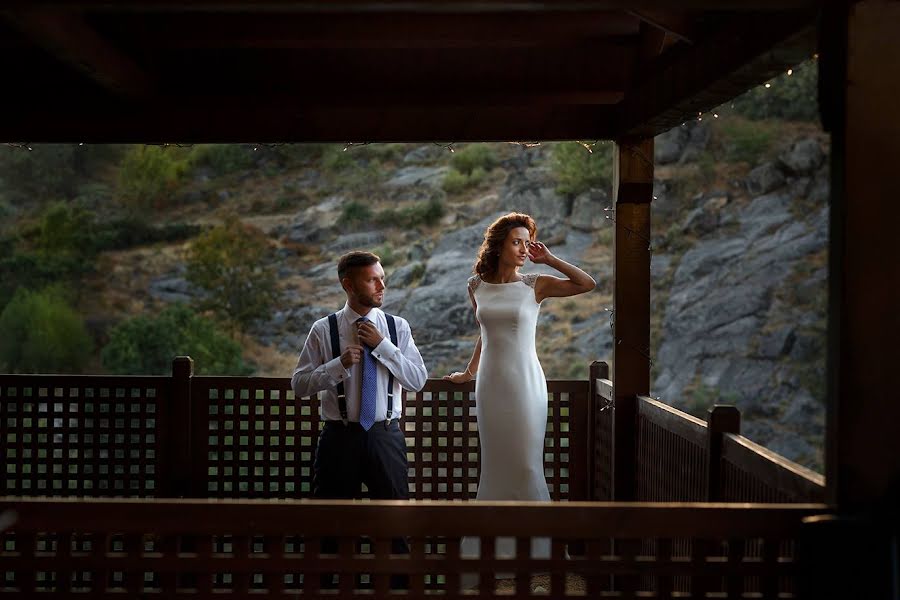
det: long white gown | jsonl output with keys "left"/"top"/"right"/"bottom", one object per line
{"left": 461, "top": 272, "right": 551, "bottom": 572}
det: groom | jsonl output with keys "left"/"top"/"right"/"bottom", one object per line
{"left": 292, "top": 251, "right": 426, "bottom": 589}
{"left": 291, "top": 250, "right": 427, "bottom": 500}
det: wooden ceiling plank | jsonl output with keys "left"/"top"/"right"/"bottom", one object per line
{"left": 628, "top": 10, "right": 694, "bottom": 43}
{"left": 614, "top": 11, "right": 816, "bottom": 138}
{"left": 2, "top": 1, "right": 821, "bottom": 13}
{"left": 6, "top": 8, "right": 153, "bottom": 98}
{"left": 114, "top": 11, "right": 641, "bottom": 49}
{"left": 0, "top": 104, "right": 617, "bottom": 143}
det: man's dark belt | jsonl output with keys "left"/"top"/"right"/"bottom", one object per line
{"left": 324, "top": 418, "right": 400, "bottom": 430}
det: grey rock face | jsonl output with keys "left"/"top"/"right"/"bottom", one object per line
{"left": 402, "top": 145, "right": 445, "bottom": 164}
{"left": 149, "top": 276, "right": 204, "bottom": 303}
{"left": 779, "top": 139, "right": 825, "bottom": 175}
{"left": 389, "top": 261, "right": 425, "bottom": 288}
{"left": 569, "top": 190, "right": 611, "bottom": 231}
{"left": 385, "top": 166, "right": 449, "bottom": 188}
{"left": 498, "top": 177, "right": 570, "bottom": 224}
{"left": 325, "top": 231, "right": 386, "bottom": 253}
{"left": 746, "top": 163, "right": 786, "bottom": 196}
{"left": 652, "top": 163, "right": 829, "bottom": 467}
{"left": 655, "top": 125, "right": 690, "bottom": 165}
{"left": 679, "top": 122, "right": 711, "bottom": 164}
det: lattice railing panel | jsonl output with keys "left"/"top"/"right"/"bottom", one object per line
{"left": 0, "top": 376, "right": 168, "bottom": 497}
{"left": 0, "top": 500, "right": 824, "bottom": 598}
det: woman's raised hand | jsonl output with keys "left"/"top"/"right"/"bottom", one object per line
{"left": 527, "top": 241, "right": 553, "bottom": 264}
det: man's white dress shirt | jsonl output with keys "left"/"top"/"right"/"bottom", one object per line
{"left": 291, "top": 303, "right": 427, "bottom": 422}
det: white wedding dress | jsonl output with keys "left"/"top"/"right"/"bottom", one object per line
{"left": 461, "top": 272, "right": 551, "bottom": 576}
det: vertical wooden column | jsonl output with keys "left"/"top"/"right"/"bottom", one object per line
{"left": 804, "top": 4, "right": 900, "bottom": 597}
{"left": 169, "top": 356, "right": 194, "bottom": 497}
{"left": 825, "top": 0, "right": 900, "bottom": 512}
{"left": 612, "top": 138, "right": 653, "bottom": 501}
{"left": 706, "top": 405, "right": 740, "bottom": 502}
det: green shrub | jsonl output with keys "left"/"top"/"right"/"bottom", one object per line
{"left": 374, "top": 198, "right": 445, "bottom": 228}
{"left": 101, "top": 304, "right": 253, "bottom": 375}
{"left": 374, "top": 244, "right": 398, "bottom": 267}
{"left": 729, "top": 59, "right": 819, "bottom": 122}
{"left": 550, "top": 141, "right": 613, "bottom": 196}
{"left": 715, "top": 119, "right": 777, "bottom": 165}
{"left": 0, "top": 144, "right": 119, "bottom": 205}
{"left": 367, "top": 143, "right": 406, "bottom": 162}
{"left": 269, "top": 144, "right": 329, "bottom": 166}
{"left": 441, "top": 168, "right": 470, "bottom": 194}
{"left": 0, "top": 203, "right": 100, "bottom": 305}
{"left": 118, "top": 145, "right": 188, "bottom": 210}
{"left": 31, "top": 202, "right": 98, "bottom": 258}
{"left": 186, "top": 216, "right": 280, "bottom": 334}
{"left": 0, "top": 287, "right": 93, "bottom": 373}
{"left": 189, "top": 144, "right": 258, "bottom": 176}
{"left": 321, "top": 145, "right": 357, "bottom": 173}
{"left": 450, "top": 145, "right": 497, "bottom": 175}
{"left": 341, "top": 200, "right": 374, "bottom": 225}
{"left": 94, "top": 218, "right": 202, "bottom": 251}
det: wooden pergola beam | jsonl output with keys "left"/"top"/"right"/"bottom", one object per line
{"left": 614, "top": 11, "right": 816, "bottom": 138}
{"left": 0, "top": 104, "right": 617, "bottom": 143}
{"left": 628, "top": 10, "right": 694, "bottom": 43}
{"left": 114, "top": 11, "right": 641, "bottom": 49}
{"left": 0, "top": 1, "right": 822, "bottom": 12}
{"left": 5, "top": 8, "right": 154, "bottom": 98}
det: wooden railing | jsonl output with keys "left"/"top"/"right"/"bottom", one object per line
{"left": 589, "top": 361, "right": 825, "bottom": 504}
{"left": 0, "top": 497, "right": 826, "bottom": 598}
{"left": 0, "top": 359, "right": 591, "bottom": 502}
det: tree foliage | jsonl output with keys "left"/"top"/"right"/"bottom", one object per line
{"left": 729, "top": 59, "right": 819, "bottom": 122}
{"left": 118, "top": 145, "right": 188, "bottom": 210}
{"left": 186, "top": 216, "right": 280, "bottom": 334}
{"left": 0, "top": 287, "right": 93, "bottom": 373}
{"left": 0, "top": 144, "right": 118, "bottom": 205}
{"left": 0, "top": 203, "right": 99, "bottom": 307}
{"left": 101, "top": 304, "right": 253, "bottom": 375}
{"left": 549, "top": 141, "right": 613, "bottom": 196}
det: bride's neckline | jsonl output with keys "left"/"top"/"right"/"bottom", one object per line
{"left": 480, "top": 276, "right": 523, "bottom": 285}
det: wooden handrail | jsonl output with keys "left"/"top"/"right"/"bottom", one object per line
{"left": 637, "top": 396, "right": 707, "bottom": 445}
{"left": 2, "top": 497, "right": 827, "bottom": 538}
{"left": 721, "top": 433, "right": 825, "bottom": 502}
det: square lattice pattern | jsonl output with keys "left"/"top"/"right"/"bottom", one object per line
{"left": 1, "top": 376, "right": 165, "bottom": 497}
{"left": 194, "top": 378, "right": 589, "bottom": 501}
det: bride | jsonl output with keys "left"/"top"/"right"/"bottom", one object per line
{"left": 444, "top": 212, "right": 595, "bottom": 576}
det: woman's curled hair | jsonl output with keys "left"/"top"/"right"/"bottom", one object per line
{"left": 473, "top": 212, "right": 537, "bottom": 279}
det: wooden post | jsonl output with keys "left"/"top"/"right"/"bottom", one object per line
{"left": 169, "top": 356, "right": 194, "bottom": 497}
{"left": 706, "top": 405, "right": 740, "bottom": 502}
{"left": 823, "top": 0, "right": 900, "bottom": 512}
{"left": 588, "top": 360, "right": 610, "bottom": 500}
{"left": 612, "top": 137, "right": 653, "bottom": 501}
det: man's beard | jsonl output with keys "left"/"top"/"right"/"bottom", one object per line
{"left": 360, "top": 293, "right": 383, "bottom": 308}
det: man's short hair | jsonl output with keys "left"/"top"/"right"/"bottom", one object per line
{"left": 337, "top": 251, "right": 381, "bottom": 281}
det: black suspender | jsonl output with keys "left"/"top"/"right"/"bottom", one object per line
{"left": 327, "top": 312, "right": 400, "bottom": 425}
{"left": 327, "top": 313, "right": 348, "bottom": 424}
{"left": 385, "top": 314, "right": 398, "bottom": 421}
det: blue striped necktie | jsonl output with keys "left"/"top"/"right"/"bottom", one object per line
{"left": 357, "top": 317, "right": 377, "bottom": 431}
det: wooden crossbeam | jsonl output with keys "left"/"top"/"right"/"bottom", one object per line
{"left": 1, "top": 1, "right": 822, "bottom": 12}
{"left": 5, "top": 8, "right": 154, "bottom": 98}
{"left": 0, "top": 104, "right": 617, "bottom": 142}
{"left": 614, "top": 10, "right": 815, "bottom": 138}
{"left": 628, "top": 9, "right": 694, "bottom": 43}
{"left": 113, "top": 11, "right": 641, "bottom": 49}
